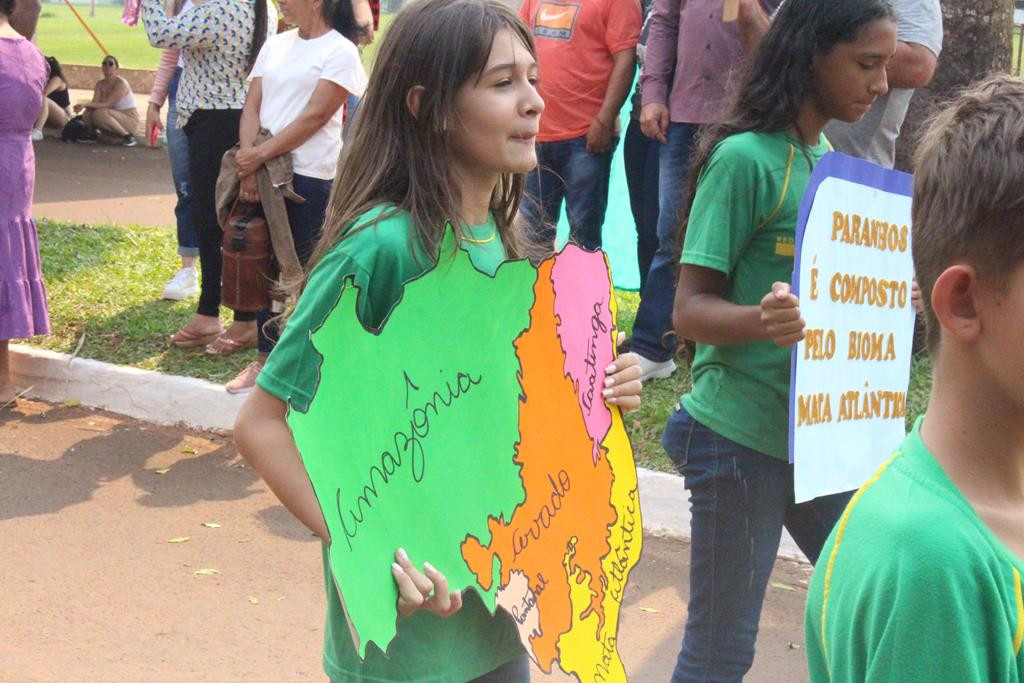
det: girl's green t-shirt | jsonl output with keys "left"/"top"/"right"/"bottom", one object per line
{"left": 805, "top": 417, "right": 1024, "bottom": 682}
{"left": 680, "top": 130, "right": 830, "bottom": 460}
{"left": 258, "top": 206, "right": 525, "bottom": 681}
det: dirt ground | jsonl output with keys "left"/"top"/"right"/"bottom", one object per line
{"left": 32, "top": 135, "right": 177, "bottom": 229}
{"left": 0, "top": 400, "right": 813, "bottom": 682}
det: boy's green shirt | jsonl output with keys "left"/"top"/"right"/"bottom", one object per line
{"left": 805, "top": 417, "right": 1024, "bottom": 682}
{"left": 680, "top": 130, "right": 829, "bottom": 460}
{"left": 258, "top": 206, "right": 524, "bottom": 681}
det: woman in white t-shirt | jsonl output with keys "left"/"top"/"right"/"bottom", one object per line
{"left": 225, "top": 0, "right": 368, "bottom": 393}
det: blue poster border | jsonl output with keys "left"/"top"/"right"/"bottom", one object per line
{"left": 788, "top": 152, "right": 913, "bottom": 464}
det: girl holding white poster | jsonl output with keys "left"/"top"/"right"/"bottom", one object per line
{"left": 662, "top": 0, "right": 898, "bottom": 680}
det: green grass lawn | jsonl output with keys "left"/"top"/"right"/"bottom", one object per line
{"left": 36, "top": 5, "right": 394, "bottom": 72}
{"left": 37, "top": 5, "right": 159, "bottom": 69}
{"left": 30, "top": 219, "right": 253, "bottom": 384}
{"left": 24, "top": 219, "right": 933, "bottom": 474}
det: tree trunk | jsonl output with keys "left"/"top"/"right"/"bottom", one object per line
{"left": 894, "top": 0, "right": 1015, "bottom": 170}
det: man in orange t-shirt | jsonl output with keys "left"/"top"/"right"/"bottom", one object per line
{"left": 519, "top": 0, "right": 641, "bottom": 250}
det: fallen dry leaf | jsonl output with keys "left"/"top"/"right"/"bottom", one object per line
{"left": 155, "top": 468, "right": 171, "bottom": 475}
{"left": 193, "top": 568, "right": 220, "bottom": 576}
{"left": 167, "top": 536, "right": 190, "bottom": 544}
{"left": 201, "top": 522, "right": 221, "bottom": 529}
{"left": 181, "top": 445, "right": 197, "bottom": 454}
{"left": 60, "top": 399, "right": 80, "bottom": 408}
{"left": 771, "top": 582, "right": 796, "bottom": 591}
{"left": 638, "top": 607, "right": 660, "bottom": 613}
{"left": 249, "top": 596, "right": 259, "bottom": 605}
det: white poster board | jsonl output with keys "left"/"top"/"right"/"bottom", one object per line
{"left": 790, "top": 152, "right": 916, "bottom": 502}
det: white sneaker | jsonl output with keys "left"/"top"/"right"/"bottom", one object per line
{"left": 162, "top": 267, "right": 199, "bottom": 300}
{"left": 30, "top": 128, "right": 43, "bottom": 141}
{"left": 635, "top": 354, "right": 677, "bottom": 382}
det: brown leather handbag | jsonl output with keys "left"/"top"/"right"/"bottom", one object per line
{"left": 221, "top": 201, "right": 275, "bottom": 313}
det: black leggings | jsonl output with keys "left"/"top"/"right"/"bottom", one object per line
{"left": 184, "top": 108, "right": 255, "bottom": 321}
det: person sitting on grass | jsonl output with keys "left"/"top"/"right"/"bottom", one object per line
{"left": 805, "top": 73, "right": 1024, "bottom": 683}
{"left": 74, "top": 54, "right": 141, "bottom": 147}
{"left": 31, "top": 56, "right": 70, "bottom": 140}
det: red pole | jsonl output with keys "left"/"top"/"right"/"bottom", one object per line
{"left": 62, "top": 0, "right": 110, "bottom": 56}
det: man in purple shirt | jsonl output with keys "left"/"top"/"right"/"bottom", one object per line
{"left": 629, "top": 0, "right": 779, "bottom": 381}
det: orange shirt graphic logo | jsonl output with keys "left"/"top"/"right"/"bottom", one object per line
{"left": 533, "top": 2, "right": 580, "bottom": 40}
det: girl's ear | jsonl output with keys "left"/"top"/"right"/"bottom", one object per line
{"left": 931, "top": 264, "right": 982, "bottom": 345}
{"left": 406, "top": 85, "right": 425, "bottom": 120}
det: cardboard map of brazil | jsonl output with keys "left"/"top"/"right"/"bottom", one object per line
{"left": 287, "top": 230, "right": 643, "bottom": 681}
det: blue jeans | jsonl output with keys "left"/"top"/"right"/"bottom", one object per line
{"left": 332, "top": 655, "right": 530, "bottom": 683}
{"left": 167, "top": 68, "right": 198, "bottom": 257}
{"left": 342, "top": 92, "right": 361, "bottom": 142}
{"left": 468, "top": 655, "right": 531, "bottom": 682}
{"left": 623, "top": 117, "right": 661, "bottom": 289}
{"left": 521, "top": 135, "right": 617, "bottom": 251}
{"left": 661, "top": 406, "right": 853, "bottom": 683}
{"left": 630, "top": 122, "right": 699, "bottom": 362}
{"left": 256, "top": 173, "right": 331, "bottom": 354}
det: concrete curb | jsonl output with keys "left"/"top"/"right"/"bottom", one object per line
{"left": 8, "top": 344, "right": 807, "bottom": 562}
{"left": 9, "top": 344, "right": 246, "bottom": 431}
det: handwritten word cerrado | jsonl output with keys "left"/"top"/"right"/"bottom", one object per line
{"left": 511, "top": 470, "right": 572, "bottom": 561}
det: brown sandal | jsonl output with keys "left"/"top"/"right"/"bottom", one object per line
{"left": 204, "top": 334, "right": 257, "bottom": 356}
{"left": 171, "top": 326, "right": 224, "bottom": 348}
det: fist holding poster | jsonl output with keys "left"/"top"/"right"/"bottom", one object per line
{"left": 790, "top": 152, "right": 916, "bottom": 503}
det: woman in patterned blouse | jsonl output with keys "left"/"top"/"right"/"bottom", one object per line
{"left": 142, "top": 0, "right": 274, "bottom": 353}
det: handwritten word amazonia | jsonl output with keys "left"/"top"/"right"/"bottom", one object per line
{"left": 335, "top": 369, "right": 482, "bottom": 552}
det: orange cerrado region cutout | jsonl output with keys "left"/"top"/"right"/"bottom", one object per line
{"left": 462, "top": 260, "right": 616, "bottom": 672}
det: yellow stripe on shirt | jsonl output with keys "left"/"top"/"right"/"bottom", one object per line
{"left": 757, "top": 144, "right": 795, "bottom": 230}
{"left": 1014, "top": 567, "right": 1023, "bottom": 656}
{"left": 819, "top": 450, "right": 902, "bottom": 673}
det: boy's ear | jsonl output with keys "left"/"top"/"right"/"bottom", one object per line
{"left": 405, "top": 85, "right": 425, "bottom": 120}
{"left": 931, "top": 264, "right": 982, "bottom": 344}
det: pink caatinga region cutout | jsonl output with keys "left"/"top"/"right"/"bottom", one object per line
{"left": 550, "top": 245, "right": 616, "bottom": 464}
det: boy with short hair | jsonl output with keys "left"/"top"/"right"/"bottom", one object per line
{"left": 804, "top": 73, "right": 1024, "bottom": 682}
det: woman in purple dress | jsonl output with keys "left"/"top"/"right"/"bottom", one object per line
{"left": 0, "top": 0, "right": 50, "bottom": 406}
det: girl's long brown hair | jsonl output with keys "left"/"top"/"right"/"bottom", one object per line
{"left": 290, "top": 0, "right": 537, "bottom": 311}
{"left": 675, "top": 0, "right": 895, "bottom": 253}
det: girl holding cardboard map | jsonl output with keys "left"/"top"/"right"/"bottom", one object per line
{"left": 234, "top": 0, "right": 644, "bottom": 680}
{"left": 663, "top": 1, "right": 898, "bottom": 681}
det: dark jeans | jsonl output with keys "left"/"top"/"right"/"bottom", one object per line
{"left": 661, "top": 406, "right": 853, "bottom": 683}
{"left": 623, "top": 117, "right": 661, "bottom": 289}
{"left": 334, "top": 655, "right": 531, "bottom": 683}
{"left": 256, "top": 173, "right": 331, "bottom": 354}
{"left": 167, "top": 68, "right": 198, "bottom": 257}
{"left": 183, "top": 108, "right": 254, "bottom": 322}
{"left": 468, "top": 655, "right": 531, "bottom": 682}
{"left": 630, "top": 122, "right": 699, "bottom": 362}
{"left": 521, "top": 134, "right": 617, "bottom": 251}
